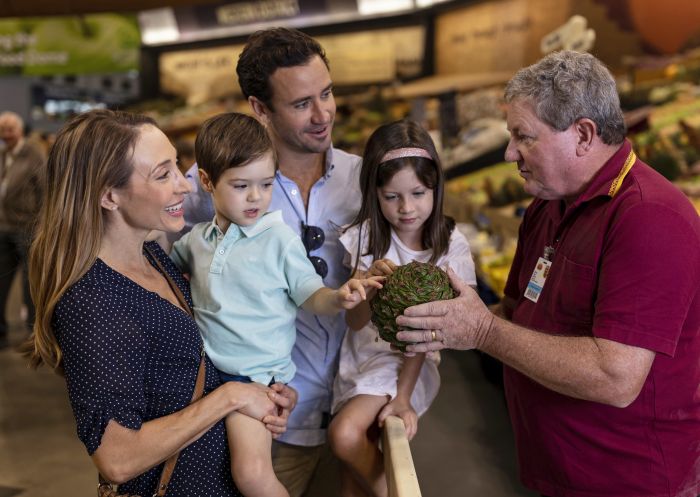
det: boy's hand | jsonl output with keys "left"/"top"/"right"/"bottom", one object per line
{"left": 337, "top": 276, "right": 384, "bottom": 309}
{"left": 368, "top": 259, "right": 397, "bottom": 278}
{"left": 378, "top": 396, "right": 418, "bottom": 441}
{"left": 263, "top": 383, "right": 297, "bottom": 438}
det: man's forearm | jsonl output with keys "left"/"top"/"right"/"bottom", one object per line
{"left": 481, "top": 316, "right": 655, "bottom": 407}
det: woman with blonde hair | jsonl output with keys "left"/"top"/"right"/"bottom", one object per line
{"left": 24, "top": 109, "right": 296, "bottom": 496}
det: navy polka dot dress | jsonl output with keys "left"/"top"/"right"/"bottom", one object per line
{"left": 54, "top": 241, "right": 241, "bottom": 496}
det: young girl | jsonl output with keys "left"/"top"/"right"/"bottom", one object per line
{"left": 328, "top": 119, "right": 477, "bottom": 497}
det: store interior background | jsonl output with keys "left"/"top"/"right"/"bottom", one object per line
{"left": 1, "top": 0, "right": 699, "bottom": 495}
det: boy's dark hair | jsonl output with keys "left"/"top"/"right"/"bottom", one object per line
{"left": 195, "top": 112, "right": 274, "bottom": 186}
{"left": 347, "top": 119, "right": 454, "bottom": 269}
{"left": 236, "top": 27, "right": 329, "bottom": 109}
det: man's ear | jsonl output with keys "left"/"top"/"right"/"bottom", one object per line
{"left": 574, "top": 118, "right": 597, "bottom": 156}
{"left": 100, "top": 188, "right": 119, "bottom": 212}
{"left": 199, "top": 168, "right": 214, "bottom": 193}
{"left": 249, "top": 96, "right": 271, "bottom": 125}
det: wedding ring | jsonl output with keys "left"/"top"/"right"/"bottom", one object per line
{"left": 431, "top": 330, "right": 437, "bottom": 341}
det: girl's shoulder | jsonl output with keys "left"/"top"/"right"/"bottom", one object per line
{"left": 439, "top": 227, "right": 477, "bottom": 284}
{"left": 442, "top": 228, "right": 473, "bottom": 261}
{"left": 447, "top": 226, "right": 471, "bottom": 248}
{"left": 339, "top": 222, "right": 374, "bottom": 272}
{"left": 339, "top": 222, "right": 367, "bottom": 251}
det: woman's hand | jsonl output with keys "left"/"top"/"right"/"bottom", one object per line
{"left": 377, "top": 396, "right": 418, "bottom": 441}
{"left": 263, "top": 383, "right": 298, "bottom": 438}
{"left": 231, "top": 382, "right": 277, "bottom": 421}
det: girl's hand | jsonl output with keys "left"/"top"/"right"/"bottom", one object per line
{"left": 377, "top": 397, "right": 418, "bottom": 441}
{"left": 263, "top": 383, "right": 298, "bottom": 438}
{"left": 368, "top": 259, "right": 397, "bottom": 278}
{"left": 337, "top": 276, "right": 384, "bottom": 309}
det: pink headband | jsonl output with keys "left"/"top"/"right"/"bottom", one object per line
{"left": 380, "top": 147, "right": 432, "bottom": 163}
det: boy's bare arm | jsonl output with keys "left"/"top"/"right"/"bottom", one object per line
{"left": 301, "top": 277, "right": 383, "bottom": 316}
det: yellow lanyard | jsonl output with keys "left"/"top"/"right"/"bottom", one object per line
{"left": 608, "top": 150, "right": 636, "bottom": 197}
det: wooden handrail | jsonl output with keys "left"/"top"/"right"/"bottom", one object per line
{"left": 382, "top": 416, "right": 422, "bottom": 497}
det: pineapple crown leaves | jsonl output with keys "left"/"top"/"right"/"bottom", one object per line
{"left": 370, "top": 261, "right": 455, "bottom": 351}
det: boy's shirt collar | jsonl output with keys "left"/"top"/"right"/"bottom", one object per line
{"left": 203, "top": 210, "right": 283, "bottom": 241}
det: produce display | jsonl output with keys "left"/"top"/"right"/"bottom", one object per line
{"left": 370, "top": 261, "right": 455, "bottom": 351}
{"left": 630, "top": 96, "right": 700, "bottom": 181}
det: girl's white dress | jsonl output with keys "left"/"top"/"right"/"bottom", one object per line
{"left": 331, "top": 222, "right": 477, "bottom": 415}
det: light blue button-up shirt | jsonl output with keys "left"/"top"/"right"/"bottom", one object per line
{"left": 170, "top": 211, "right": 324, "bottom": 385}
{"left": 174, "top": 146, "right": 362, "bottom": 445}
{"left": 270, "top": 147, "right": 362, "bottom": 445}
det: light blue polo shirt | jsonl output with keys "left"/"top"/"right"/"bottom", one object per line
{"left": 170, "top": 210, "right": 324, "bottom": 385}
{"left": 173, "top": 146, "right": 363, "bottom": 445}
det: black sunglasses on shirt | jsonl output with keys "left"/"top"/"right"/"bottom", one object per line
{"left": 301, "top": 222, "right": 328, "bottom": 278}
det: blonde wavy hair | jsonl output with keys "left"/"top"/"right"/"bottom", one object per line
{"left": 24, "top": 109, "right": 156, "bottom": 372}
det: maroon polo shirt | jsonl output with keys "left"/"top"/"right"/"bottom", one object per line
{"left": 503, "top": 140, "right": 700, "bottom": 497}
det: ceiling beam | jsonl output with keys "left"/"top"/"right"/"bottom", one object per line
{"left": 0, "top": 0, "right": 224, "bottom": 18}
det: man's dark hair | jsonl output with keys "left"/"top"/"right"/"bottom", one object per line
{"left": 236, "top": 27, "right": 329, "bottom": 109}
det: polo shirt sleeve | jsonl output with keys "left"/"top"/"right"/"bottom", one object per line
{"left": 594, "top": 202, "right": 700, "bottom": 356}
{"left": 170, "top": 230, "right": 192, "bottom": 273}
{"left": 283, "top": 236, "right": 325, "bottom": 307}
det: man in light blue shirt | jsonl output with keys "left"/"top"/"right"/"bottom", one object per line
{"left": 175, "top": 29, "right": 362, "bottom": 496}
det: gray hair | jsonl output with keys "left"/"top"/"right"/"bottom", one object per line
{"left": 0, "top": 111, "right": 24, "bottom": 133}
{"left": 504, "top": 51, "right": 625, "bottom": 145}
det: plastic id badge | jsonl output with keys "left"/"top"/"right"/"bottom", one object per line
{"left": 524, "top": 257, "right": 551, "bottom": 303}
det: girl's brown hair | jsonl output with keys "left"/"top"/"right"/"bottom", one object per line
{"left": 346, "top": 119, "right": 453, "bottom": 272}
{"left": 24, "top": 109, "right": 156, "bottom": 372}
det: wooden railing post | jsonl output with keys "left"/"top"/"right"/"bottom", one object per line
{"left": 382, "top": 415, "right": 422, "bottom": 497}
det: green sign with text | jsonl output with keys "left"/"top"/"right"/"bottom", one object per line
{"left": 0, "top": 14, "right": 140, "bottom": 76}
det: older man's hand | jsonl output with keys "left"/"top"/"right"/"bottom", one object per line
{"left": 396, "top": 268, "right": 495, "bottom": 353}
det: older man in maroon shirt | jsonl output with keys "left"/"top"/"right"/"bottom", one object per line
{"left": 396, "top": 51, "right": 700, "bottom": 497}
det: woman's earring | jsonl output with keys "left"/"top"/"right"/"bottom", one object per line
{"left": 111, "top": 206, "right": 118, "bottom": 211}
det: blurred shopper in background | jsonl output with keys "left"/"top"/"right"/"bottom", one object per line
{"left": 174, "top": 137, "right": 196, "bottom": 174}
{"left": 176, "top": 27, "right": 363, "bottom": 496}
{"left": 23, "top": 109, "right": 296, "bottom": 495}
{"left": 0, "top": 111, "right": 45, "bottom": 349}
{"left": 397, "top": 51, "right": 700, "bottom": 497}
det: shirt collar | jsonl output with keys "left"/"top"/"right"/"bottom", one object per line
{"left": 323, "top": 145, "right": 337, "bottom": 179}
{"left": 570, "top": 140, "right": 635, "bottom": 208}
{"left": 203, "top": 210, "right": 283, "bottom": 241}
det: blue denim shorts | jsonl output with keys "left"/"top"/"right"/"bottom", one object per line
{"left": 218, "top": 369, "right": 276, "bottom": 386}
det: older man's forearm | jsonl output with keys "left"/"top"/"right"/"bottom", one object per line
{"left": 480, "top": 317, "right": 655, "bottom": 407}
